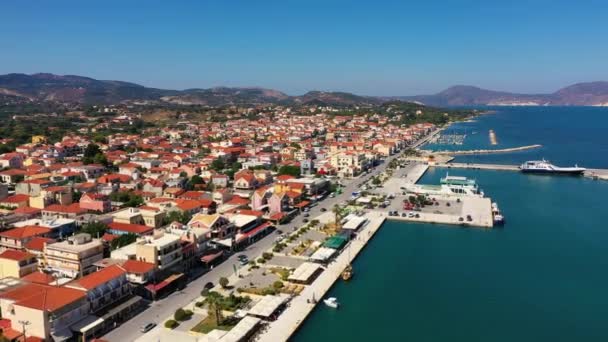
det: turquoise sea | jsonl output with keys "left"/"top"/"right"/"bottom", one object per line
{"left": 424, "top": 106, "right": 608, "bottom": 169}
{"left": 293, "top": 107, "right": 608, "bottom": 342}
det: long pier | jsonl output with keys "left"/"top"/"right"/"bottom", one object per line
{"left": 433, "top": 162, "right": 608, "bottom": 180}
{"left": 433, "top": 144, "right": 542, "bottom": 155}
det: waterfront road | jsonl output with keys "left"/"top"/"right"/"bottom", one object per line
{"left": 103, "top": 135, "right": 428, "bottom": 342}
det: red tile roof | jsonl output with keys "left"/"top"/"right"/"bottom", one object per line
{"left": 107, "top": 222, "right": 153, "bottom": 235}
{"left": 67, "top": 265, "right": 126, "bottom": 290}
{"left": 121, "top": 260, "right": 155, "bottom": 274}
{"left": 0, "top": 250, "right": 34, "bottom": 262}
{"left": 0, "top": 226, "right": 51, "bottom": 240}
{"left": 101, "top": 233, "right": 119, "bottom": 242}
{"left": 12, "top": 206, "right": 42, "bottom": 215}
{"left": 24, "top": 237, "right": 55, "bottom": 252}
{"left": 0, "top": 283, "right": 85, "bottom": 312}
{"left": 22, "top": 272, "right": 55, "bottom": 285}
{"left": 1, "top": 194, "right": 29, "bottom": 204}
{"left": 43, "top": 203, "right": 85, "bottom": 214}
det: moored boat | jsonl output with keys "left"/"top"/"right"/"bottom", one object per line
{"left": 519, "top": 159, "right": 586, "bottom": 175}
{"left": 324, "top": 297, "right": 339, "bottom": 309}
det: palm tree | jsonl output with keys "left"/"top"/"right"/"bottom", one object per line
{"left": 332, "top": 204, "right": 342, "bottom": 229}
{"left": 206, "top": 291, "right": 223, "bottom": 326}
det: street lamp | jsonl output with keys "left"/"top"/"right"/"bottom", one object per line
{"left": 18, "top": 320, "right": 30, "bottom": 339}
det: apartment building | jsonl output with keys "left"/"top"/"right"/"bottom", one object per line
{"left": 0, "top": 250, "right": 38, "bottom": 278}
{"left": 44, "top": 233, "right": 104, "bottom": 278}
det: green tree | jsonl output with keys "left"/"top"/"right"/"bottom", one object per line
{"left": 206, "top": 291, "right": 224, "bottom": 327}
{"left": 81, "top": 221, "right": 108, "bottom": 238}
{"left": 332, "top": 204, "right": 342, "bottom": 228}
{"left": 83, "top": 143, "right": 101, "bottom": 160}
{"left": 163, "top": 211, "right": 192, "bottom": 225}
{"left": 278, "top": 165, "right": 301, "bottom": 177}
{"left": 210, "top": 158, "right": 225, "bottom": 171}
{"left": 110, "top": 233, "right": 137, "bottom": 250}
{"left": 219, "top": 277, "right": 229, "bottom": 288}
{"left": 174, "top": 308, "right": 188, "bottom": 321}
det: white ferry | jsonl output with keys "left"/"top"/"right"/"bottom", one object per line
{"left": 519, "top": 159, "right": 586, "bottom": 175}
{"left": 404, "top": 174, "right": 484, "bottom": 197}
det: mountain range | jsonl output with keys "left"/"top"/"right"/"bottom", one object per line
{"left": 1, "top": 73, "right": 608, "bottom": 107}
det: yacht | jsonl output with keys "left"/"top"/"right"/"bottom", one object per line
{"left": 405, "top": 174, "right": 484, "bottom": 197}
{"left": 492, "top": 202, "right": 505, "bottom": 226}
{"left": 519, "top": 159, "right": 586, "bottom": 175}
{"left": 324, "top": 297, "right": 340, "bottom": 309}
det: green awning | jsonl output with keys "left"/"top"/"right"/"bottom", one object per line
{"left": 323, "top": 235, "right": 347, "bottom": 249}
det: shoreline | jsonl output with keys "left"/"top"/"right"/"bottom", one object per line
{"left": 259, "top": 214, "right": 387, "bottom": 342}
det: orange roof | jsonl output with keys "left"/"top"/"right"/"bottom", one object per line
{"left": 107, "top": 222, "right": 153, "bottom": 235}
{"left": 0, "top": 226, "right": 51, "bottom": 240}
{"left": 12, "top": 206, "right": 42, "bottom": 215}
{"left": 43, "top": 203, "right": 85, "bottom": 214}
{"left": 121, "top": 260, "right": 155, "bottom": 274}
{"left": 175, "top": 199, "right": 203, "bottom": 211}
{"left": 1, "top": 194, "right": 30, "bottom": 203}
{"left": 0, "top": 283, "right": 85, "bottom": 312}
{"left": 0, "top": 250, "right": 34, "bottom": 262}
{"left": 236, "top": 209, "right": 264, "bottom": 217}
{"left": 68, "top": 264, "right": 126, "bottom": 290}
{"left": 22, "top": 272, "right": 55, "bottom": 285}
{"left": 101, "top": 233, "right": 119, "bottom": 242}
{"left": 24, "top": 237, "right": 55, "bottom": 252}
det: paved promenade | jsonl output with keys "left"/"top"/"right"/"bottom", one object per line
{"left": 258, "top": 213, "right": 386, "bottom": 342}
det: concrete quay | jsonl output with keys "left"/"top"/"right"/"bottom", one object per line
{"left": 433, "top": 162, "right": 520, "bottom": 171}
{"left": 257, "top": 213, "right": 386, "bottom": 342}
{"left": 385, "top": 195, "right": 494, "bottom": 228}
{"left": 433, "top": 163, "right": 608, "bottom": 181}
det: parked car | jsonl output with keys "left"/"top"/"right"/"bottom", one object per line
{"left": 141, "top": 323, "right": 156, "bottom": 333}
{"left": 204, "top": 282, "right": 214, "bottom": 290}
{"left": 303, "top": 213, "right": 310, "bottom": 217}
{"left": 320, "top": 208, "right": 327, "bottom": 212}
{"left": 401, "top": 212, "right": 407, "bottom": 217}
{"left": 303, "top": 218, "right": 309, "bottom": 223}
{"left": 276, "top": 229, "right": 284, "bottom": 234}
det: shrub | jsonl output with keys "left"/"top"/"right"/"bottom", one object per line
{"left": 195, "top": 301, "right": 205, "bottom": 308}
{"left": 262, "top": 252, "right": 273, "bottom": 260}
{"left": 201, "top": 289, "right": 209, "bottom": 297}
{"left": 174, "top": 308, "right": 188, "bottom": 321}
{"left": 165, "top": 319, "right": 178, "bottom": 329}
{"left": 185, "top": 309, "right": 194, "bottom": 316}
{"left": 273, "top": 281, "right": 284, "bottom": 289}
{"left": 219, "top": 277, "right": 229, "bottom": 288}
{"left": 257, "top": 258, "right": 266, "bottom": 264}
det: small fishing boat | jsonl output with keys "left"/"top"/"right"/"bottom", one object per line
{"left": 324, "top": 297, "right": 339, "bottom": 309}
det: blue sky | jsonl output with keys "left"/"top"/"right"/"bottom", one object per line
{"left": 1, "top": 0, "right": 607, "bottom": 95}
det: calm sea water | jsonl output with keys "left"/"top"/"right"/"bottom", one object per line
{"left": 424, "top": 106, "right": 608, "bottom": 168}
{"left": 293, "top": 107, "right": 608, "bottom": 342}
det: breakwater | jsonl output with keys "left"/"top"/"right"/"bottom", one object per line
{"left": 434, "top": 144, "right": 542, "bottom": 155}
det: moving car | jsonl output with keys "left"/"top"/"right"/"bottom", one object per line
{"left": 141, "top": 323, "right": 156, "bottom": 333}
